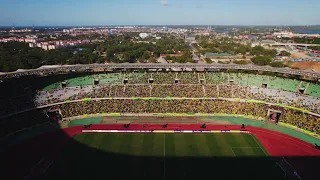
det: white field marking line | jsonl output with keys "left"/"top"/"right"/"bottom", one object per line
{"left": 276, "top": 162, "right": 287, "bottom": 178}
{"left": 163, "top": 134, "right": 166, "bottom": 180}
{"left": 250, "top": 134, "right": 268, "bottom": 156}
{"left": 24, "top": 158, "right": 45, "bottom": 180}
{"left": 231, "top": 147, "right": 261, "bottom": 149}
{"left": 43, "top": 160, "right": 53, "bottom": 173}
{"left": 230, "top": 148, "right": 236, "bottom": 157}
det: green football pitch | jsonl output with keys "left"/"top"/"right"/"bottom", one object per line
{"left": 41, "top": 133, "right": 286, "bottom": 180}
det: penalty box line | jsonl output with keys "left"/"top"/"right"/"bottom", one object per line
{"left": 230, "top": 146, "right": 267, "bottom": 156}
{"left": 231, "top": 147, "right": 262, "bottom": 148}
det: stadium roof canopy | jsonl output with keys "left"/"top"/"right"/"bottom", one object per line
{"left": 1, "top": 63, "right": 320, "bottom": 79}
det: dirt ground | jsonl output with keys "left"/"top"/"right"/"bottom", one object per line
{"left": 289, "top": 61, "right": 320, "bottom": 72}
{"left": 102, "top": 116, "right": 233, "bottom": 124}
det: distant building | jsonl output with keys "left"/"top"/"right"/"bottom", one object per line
{"left": 192, "top": 54, "right": 200, "bottom": 63}
{"left": 24, "top": 38, "right": 36, "bottom": 43}
{"left": 9, "top": 28, "right": 32, "bottom": 33}
{"left": 273, "top": 31, "right": 294, "bottom": 38}
{"left": 139, "top": 33, "right": 150, "bottom": 39}
{"left": 41, "top": 44, "right": 48, "bottom": 51}
{"left": 261, "top": 40, "right": 276, "bottom": 44}
{"left": 272, "top": 56, "right": 285, "bottom": 62}
{"left": 29, "top": 43, "right": 35, "bottom": 48}
{"left": 157, "top": 57, "right": 168, "bottom": 63}
{"left": 48, "top": 45, "right": 56, "bottom": 50}
{"left": 185, "top": 36, "right": 196, "bottom": 43}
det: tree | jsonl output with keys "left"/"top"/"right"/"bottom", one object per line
{"left": 141, "top": 52, "right": 150, "bottom": 60}
{"left": 251, "top": 46, "right": 276, "bottom": 57}
{"left": 148, "top": 57, "right": 157, "bottom": 63}
{"left": 106, "top": 49, "right": 114, "bottom": 58}
{"left": 279, "top": 51, "right": 291, "bottom": 56}
{"left": 166, "top": 56, "right": 173, "bottom": 60}
{"left": 251, "top": 56, "right": 272, "bottom": 66}
{"left": 312, "top": 38, "right": 320, "bottom": 44}
{"left": 233, "top": 60, "right": 249, "bottom": 65}
{"left": 269, "top": 62, "right": 287, "bottom": 67}
{"left": 204, "top": 58, "right": 213, "bottom": 64}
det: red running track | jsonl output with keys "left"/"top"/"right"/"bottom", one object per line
{"left": 2, "top": 124, "right": 320, "bottom": 180}
{"left": 70, "top": 124, "right": 320, "bottom": 156}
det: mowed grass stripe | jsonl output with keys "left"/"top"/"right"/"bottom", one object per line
{"left": 165, "top": 134, "right": 176, "bottom": 157}
{"left": 103, "top": 134, "right": 125, "bottom": 153}
{"left": 73, "top": 133, "right": 95, "bottom": 147}
{"left": 83, "top": 133, "right": 96, "bottom": 147}
{"left": 222, "top": 134, "right": 243, "bottom": 156}
{"left": 91, "top": 133, "right": 105, "bottom": 149}
{"left": 119, "top": 134, "right": 134, "bottom": 154}
{"left": 205, "top": 134, "right": 224, "bottom": 156}
{"left": 209, "top": 134, "right": 234, "bottom": 156}
{"left": 172, "top": 134, "right": 186, "bottom": 173}
{"left": 131, "top": 133, "right": 144, "bottom": 156}
{"left": 73, "top": 133, "right": 87, "bottom": 143}
{"left": 99, "top": 133, "right": 115, "bottom": 151}
{"left": 173, "top": 134, "right": 187, "bottom": 157}
{"left": 231, "top": 134, "right": 256, "bottom": 156}
{"left": 184, "top": 134, "right": 200, "bottom": 156}
{"left": 193, "top": 134, "right": 211, "bottom": 156}
{"left": 152, "top": 134, "right": 164, "bottom": 156}
{"left": 141, "top": 134, "right": 154, "bottom": 156}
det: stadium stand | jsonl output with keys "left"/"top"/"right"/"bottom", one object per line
{"left": 1, "top": 71, "right": 320, "bottom": 138}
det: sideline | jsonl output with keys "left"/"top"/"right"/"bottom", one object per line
{"left": 249, "top": 134, "right": 268, "bottom": 156}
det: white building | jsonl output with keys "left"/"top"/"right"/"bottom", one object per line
{"left": 24, "top": 38, "right": 36, "bottom": 43}
{"left": 273, "top": 31, "right": 294, "bottom": 38}
{"left": 48, "top": 45, "right": 56, "bottom": 50}
{"left": 41, "top": 44, "right": 48, "bottom": 50}
{"left": 139, "top": 33, "right": 150, "bottom": 39}
{"left": 29, "top": 43, "right": 35, "bottom": 48}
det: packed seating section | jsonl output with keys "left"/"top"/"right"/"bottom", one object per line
{"left": 1, "top": 72, "right": 320, "bottom": 137}
{"left": 59, "top": 99, "right": 320, "bottom": 134}
{"left": 1, "top": 72, "right": 320, "bottom": 115}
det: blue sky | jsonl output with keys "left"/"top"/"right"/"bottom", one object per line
{"left": 0, "top": 0, "right": 319, "bottom": 26}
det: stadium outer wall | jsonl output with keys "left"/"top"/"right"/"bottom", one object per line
{"left": 2, "top": 124, "right": 320, "bottom": 180}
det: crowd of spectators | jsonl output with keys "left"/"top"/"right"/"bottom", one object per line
{"left": 59, "top": 99, "right": 320, "bottom": 134}
{"left": 1, "top": 72, "right": 320, "bottom": 137}
{"left": 32, "top": 83, "right": 320, "bottom": 114}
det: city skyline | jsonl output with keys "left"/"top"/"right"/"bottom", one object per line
{"left": 0, "top": 0, "right": 320, "bottom": 26}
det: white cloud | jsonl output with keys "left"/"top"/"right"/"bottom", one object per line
{"left": 160, "top": 0, "right": 168, "bottom": 6}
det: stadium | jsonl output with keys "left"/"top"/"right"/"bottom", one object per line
{"left": 1, "top": 64, "right": 320, "bottom": 180}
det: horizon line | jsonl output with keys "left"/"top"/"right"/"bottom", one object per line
{"left": 0, "top": 24, "right": 320, "bottom": 27}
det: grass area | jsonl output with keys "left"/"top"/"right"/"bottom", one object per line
{"left": 41, "top": 133, "right": 286, "bottom": 180}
